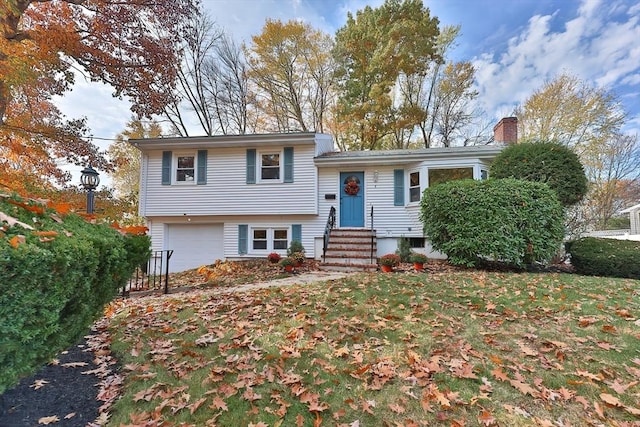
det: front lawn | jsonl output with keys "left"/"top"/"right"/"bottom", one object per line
{"left": 107, "top": 270, "right": 640, "bottom": 426}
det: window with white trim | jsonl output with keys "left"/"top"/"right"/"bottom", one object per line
{"left": 261, "top": 153, "right": 280, "bottom": 180}
{"left": 409, "top": 171, "right": 421, "bottom": 202}
{"left": 176, "top": 155, "right": 195, "bottom": 182}
{"left": 251, "top": 228, "right": 289, "bottom": 252}
{"left": 427, "top": 167, "right": 473, "bottom": 187}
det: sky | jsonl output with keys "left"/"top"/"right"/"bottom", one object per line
{"left": 54, "top": 0, "right": 640, "bottom": 183}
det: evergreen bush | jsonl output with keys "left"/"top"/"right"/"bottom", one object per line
{"left": 287, "top": 240, "right": 305, "bottom": 257}
{"left": 0, "top": 193, "right": 142, "bottom": 393}
{"left": 565, "top": 237, "right": 640, "bottom": 279}
{"left": 395, "top": 236, "right": 412, "bottom": 262}
{"left": 419, "top": 179, "right": 564, "bottom": 267}
{"left": 490, "top": 141, "right": 588, "bottom": 206}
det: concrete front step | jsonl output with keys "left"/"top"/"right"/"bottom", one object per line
{"left": 319, "top": 262, "right": 378, "bottom": 273}
{"left": 324, "top": 257, "right": 375, "bottom": 265}
{"left": 325, "top": 249, "right": 376, "bottom": 257}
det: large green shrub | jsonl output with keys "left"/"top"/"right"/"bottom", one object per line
{"left": 419, "top": 179, "right": 564, "bottom": 267}
{"left": 490, "top": 141, "right": 588, "bottom": 206}
{"left": 565, "top": 237, "right": 640, "bottom": 279}
{"left": 0, "top": 194, "right": 143, "bottom": 393}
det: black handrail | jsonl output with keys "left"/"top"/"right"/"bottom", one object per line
{"left": 124, "top": 249, "right": 174, "bottom": 296}
{"left": 370, "top": 205, "right": 375, "bottom": 263}
{"left": 322, "top": 206, "right": 336, "bottom": 261}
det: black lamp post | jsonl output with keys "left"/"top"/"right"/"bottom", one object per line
{"left": 80, "top": 165, "right": 100, "bottom": 214}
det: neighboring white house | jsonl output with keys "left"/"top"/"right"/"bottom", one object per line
{"left": 620, "top": 203, "right": 640, "bottom": 235}
{"left": 131, "top": 119, "right": 515, "bottom": 272}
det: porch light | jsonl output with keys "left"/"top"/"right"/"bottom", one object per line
{"left": 80, "top": 165, "right": 100, "bottom": 214}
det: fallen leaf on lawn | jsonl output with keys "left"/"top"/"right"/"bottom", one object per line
{"left": 600, "top": 393, "right": 623, "bottom": 407}
{"left": 576, "top": 369, "right": 603, "bottom": 382}
{"left": 477, "top": 410, "right": 496, "bottom": 426}
{"left": 242, "top": 387, "right": 262, "bottom": 402}
{"left": 210, "top": 395, "right": 228, "bottom": 411}
{"left": 9, "top": 235, "right": 26, "bottom": 248}
{"left": 332, "top": 408, "right": 346, "bottom": 420}
{"left": 594, "top": 401, "right": 606, "bottom": 419}
{"left": 491, "top": 367, "right": 509, "bottom": 382}
{"left": 334, "top": 345, "right": 349, "bottom": 358}
{"left": 625, "top": 405, "right": 640, "bottom": 416}
{"left": 609, "top": 379, "right": 638, "bottom": 394}
{"left": 517, "top": 341, "right": 538, "bottom": 357}
{"left": 361, "top": 399, "right": 375, "bottom": 415}
{"left": 32, "top": 230, "right": 58, "bottom": 237}
{"left": 38, "top": 415, "right": 60, "bottom": 425}
{"left": 388, "top": 403, "right": 405, "bottom": 414}
{"left": 64, "top": 413, "right": 76, "bottom": 419}
{"left": 189, "top": 397, "right": 207, "bottom": 414}
{"left": 509, "top": 379, "right": 538, "bottom": 396}
{"left": 574, "top": 395, "right": 590, "bottom": 410}
{"left": 30, "top": 379, "right": 49, "bottom": 390}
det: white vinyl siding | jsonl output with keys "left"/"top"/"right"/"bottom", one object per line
{"left": 143, "top": 144, "right": 317, "bottom": 216}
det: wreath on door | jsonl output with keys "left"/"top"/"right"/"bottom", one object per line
{"left": 344, "top": 180, "right": 360, "bottom": 195}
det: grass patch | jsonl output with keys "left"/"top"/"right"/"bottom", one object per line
{"left": 106, "top": 270, "right": 640, "bottom": 426}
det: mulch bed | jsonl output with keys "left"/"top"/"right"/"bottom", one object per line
{"left": 0, "top": 335, "right": 103, "bottom": 427}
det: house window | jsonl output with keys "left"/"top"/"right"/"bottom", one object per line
{"left": 273, "top": 229, "right": 288, "bottom": 250}
{"left": 252, "top": 229, "right": 268, "bottom": 250}
{"left": 408, "top": 237, "right": 425, "bottom": 248}
{"left": 428, "top": 167, "right": 473, "bottom": 187}
{"left": 261, "top": 153, "right": 280, "bottom": 180}
{"left": 252, "top": 228, "right": 289, "bottom": 252}
{"left": 409, "top": 171, "right": 421, "bottom": 202}
{"left": 176, "top": 155, "right": 195, "bottom": 182}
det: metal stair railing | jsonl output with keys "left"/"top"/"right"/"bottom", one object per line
{"left": 322, "top": 206, "right": 336, "bottom": 262}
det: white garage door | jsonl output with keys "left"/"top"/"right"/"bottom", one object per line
{"left": 166, "top": 224, "right": 224, "bottom": 272}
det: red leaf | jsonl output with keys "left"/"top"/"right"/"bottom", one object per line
{"left": 477, "top": 410, "right": 496, "bottom": 426}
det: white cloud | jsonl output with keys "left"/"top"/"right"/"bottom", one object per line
{"left": 469, "top": 0, "right": 640, "bottom": 133}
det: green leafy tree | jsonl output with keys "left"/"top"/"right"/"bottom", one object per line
{"left": 333, "top": 0, "right": 440, "bottom": 150}
{"left": 490, "top": 141, "right": 588, "bottom": 207}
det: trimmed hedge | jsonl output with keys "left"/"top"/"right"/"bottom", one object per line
{"left": 0, "top": 194, "right": 147, "bottom": 393}
{"left": 419, "top": 179, "right": 564, "bottom": 267}
{"left": 489, "top": 141, "right": 588, "bottom": 206}
{"left": 565, "top": 237, "right": 640, "bottom": 279}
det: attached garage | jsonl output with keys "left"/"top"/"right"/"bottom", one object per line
{"left": 165, "top": 224, "right": 224, "bottom": 272}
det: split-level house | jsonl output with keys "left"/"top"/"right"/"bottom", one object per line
{"left": 131, "top": 117, "right": 517, "bottom": 272}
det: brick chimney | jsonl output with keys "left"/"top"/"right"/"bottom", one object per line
{"left": 493, "top": 116, "right": 518, "bottom": 144}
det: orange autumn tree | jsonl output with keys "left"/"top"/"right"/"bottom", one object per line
{"left": 0, "top": 0, "right": 200, "bottom": 192}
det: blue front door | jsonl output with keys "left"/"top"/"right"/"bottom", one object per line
{"left": 340, "top": 172, "right": 365, "bottom": 227}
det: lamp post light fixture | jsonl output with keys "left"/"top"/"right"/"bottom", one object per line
{"left": 80, "top": 165, "right": 100, "bottom": 214}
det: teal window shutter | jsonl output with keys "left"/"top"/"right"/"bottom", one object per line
{"left": 162, "top": 151, "right": 172, "bottom": 185}
{"left": 291, "top": 224, "right": 302, "bottom": 243}
{"left": 238, "top": 225, "right": 248, "bottom": 254}
{"left": 197, "top": 150, "right": 207, "bottom": 185}
{"left": 284, "top": 147, "right": 294, "bottom": 183}
{"left": 246, "top": 149, "right": 256, "bottom": 184}
{"left": 394, "top": 169, "right": 404, "bottom": 206}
